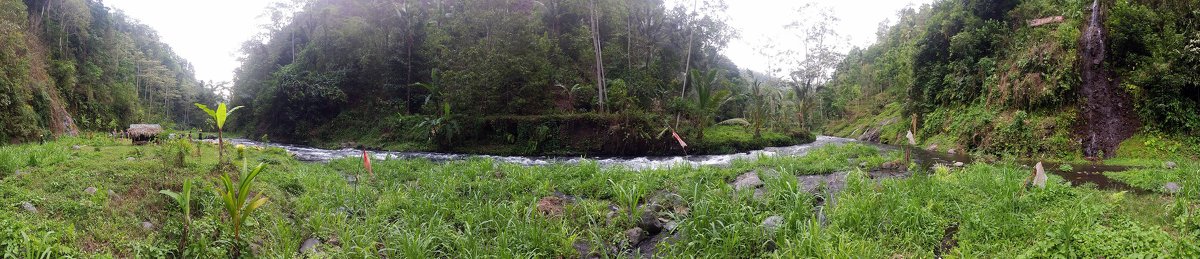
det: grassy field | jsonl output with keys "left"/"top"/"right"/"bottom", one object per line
{"left": 0, "top": 135, "right": 1197, "bottom": 258}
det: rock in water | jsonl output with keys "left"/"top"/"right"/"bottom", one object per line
{"left": 732, "top": 172, "right": 763, "bottom": 191}
{"left": 1165, "top": 161, "right": 1177, "bottom": 169}
{"left": 299, "top": 238, "right": 320, "bottom": 254}
{"left": 1032, "top": 162, "right": 1048, "bottom": 188}
{"left": 21, "top": 202, "right": 37, "bottom": 213}
{"left": 1164, "top": 182, "right": 1181, "bottom": 194}
{"left": 85, "top": 187, "right": 98, "bottom": 194}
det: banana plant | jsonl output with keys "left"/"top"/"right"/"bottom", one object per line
{"left": 194, "top": 102, "right": 242, "bottom": 163}
{"left": 411, "top": 69, "right": 443, "bottom": 115}
{"left": 159, "top": 180, "right": 193, "bottom": 252}
{"left": 218, "top": 162, "right": 269, "bottom": 242}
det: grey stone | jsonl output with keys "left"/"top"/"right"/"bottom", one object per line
{"left": 299, "top": 238, "right": 320, "bottom": 254}
{"left": 625, "top": 227, "right": 645, "bottom": 244}
{"left": 140, "top": 221, "right": 154, "bottom": 230}
{"left": 1164, "top": 182, "right": 1182, "bottom": 194}
{"left": 20, "top": 202, "right": 37, "bottom": 213}
{"left": 1165, "top": 161, "right": 1177, "bottom": 169}
{"left": 125, "top": 157, "right": 135, "bottom": 161}
{"left": 926, "top": 144, "right": 938, "bottom": 151}
{"left": 947, "top": 149, "right": 957, "bottom": 154}
{"left": 13, "top": 170, "right": 26, "bottom": 176}
{"left": 859, "top": 162, "right": 868, "bottom": 167}
{"left": 664, "top": 221, "right": 679, "bottom": 232}
{"left": 732, "top": 172, "right": 763, "bottom": 191}
{"left": 753, "top": 188, "right": 767, "bottom": 200}
{"left": 71, "top": 145, "right": 81, "bottom": 150}
{"left": 107, "top": 190, "right": 119, "bottom": 199}
{"left": 762, "top": 215, "right": 784, "bottom": 234}
{"left": 85, "top": 187, "right": 98, "bottom": 194}
{"left": 953, "top": 162, "right": 965, "bottom": 167}
{"left": 1031, "top": 162, "right": 1047, "bottom": 188}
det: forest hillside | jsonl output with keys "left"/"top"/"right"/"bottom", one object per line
{"left": 817, "top": 0, "right": 1199, "bottom": 159}
{"left": 0, "top": 0, "right": 218, "bottom": 143}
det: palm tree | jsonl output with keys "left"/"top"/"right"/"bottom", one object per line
{"left": 691, "top": 68, "right": 731, "bottom": 141}
{"left": 195, "top": 102, "right": 242, "bottom": 163}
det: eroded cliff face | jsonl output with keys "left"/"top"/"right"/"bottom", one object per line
{"left": 1079, "top": 0, "right": 1138, "bottom": 158}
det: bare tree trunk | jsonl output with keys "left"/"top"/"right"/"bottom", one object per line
{"left": 589, "top": 0, "right": 606, "bottom": 113}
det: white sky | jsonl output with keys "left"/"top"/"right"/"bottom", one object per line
{"left": 103, "top": 0, "right": 935, "bottom": 83}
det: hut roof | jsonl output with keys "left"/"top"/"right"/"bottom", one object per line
{"left": 127, "top": 124, "right": 163, "bottom": 137}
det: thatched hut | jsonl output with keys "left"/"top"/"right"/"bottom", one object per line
{"left": 128, "top": 124, "right": 162, "bottom": 145}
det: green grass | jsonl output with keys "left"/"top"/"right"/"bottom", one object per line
{"left": 0, "top": 135, "right": 1196, "bottom": 257}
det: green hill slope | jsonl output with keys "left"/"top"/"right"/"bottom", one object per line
{"left": 0, "top": 0, "right": 216, "bottom": 143}
{"left": 816, "top": 0, "right": 1199, "bottom": 159}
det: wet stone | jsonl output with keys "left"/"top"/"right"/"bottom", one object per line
{"left": 21, "top": 202, "right": 37, "bottom": 213}
{"left": 85, "top": 187, "right": 98, "bottom": 195}
{"left": 1164, "top": 182, "right": 1182, "bottom": 194}
{"left": 299, "top": 238, "right": 320, "bottom": 254}
{"left": 762, "top": 215, "right": 784, "bottom": 234}
{"left": 732, "top": 172, "right": 764, "bottom": 191}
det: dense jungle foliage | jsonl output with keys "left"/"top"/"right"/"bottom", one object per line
{"left": 0, "top": 0, "right": 219, "bottom": 143}
{"left": 228, "top": 0, "right": 819, "bottom": 154}
{"left": 817, "top": 0, "right": 1200, "bottom": 158}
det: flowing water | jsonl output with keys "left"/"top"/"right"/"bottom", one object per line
{"left": 224, "top": 136, "right": 857, "bottom": 170}
{"left": 1079, "top": 0, "right": 1139, "bottom": 158}
{"left": 223, "top": 136, "right": 1137, "bottom": 191}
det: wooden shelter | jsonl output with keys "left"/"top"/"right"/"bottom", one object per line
{"left": 128, "top": 124, "right": 162, "bottom": 145}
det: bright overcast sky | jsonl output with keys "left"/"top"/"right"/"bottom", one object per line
{"left": 104, "top": 0, "right": 935, "bottom": 83}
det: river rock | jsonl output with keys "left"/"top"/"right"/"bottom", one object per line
{"left": 140, "top": 221, "right": 154, "bottom": 230}
{"left": 926, "top": 144, "right": 938, "bottom": 151}
{"left": 947, "top": 149, "right": 957, "bottom": 154}
{"left": 21, "top": 202, "right": 37, "bottom": 213}
{"left": 953, "top": 161, "right": 965, "bottom": 167}
{"left": 299, "top": 238, "right": 320, "bottom": 254}
{"left": 762, "top": 215, "right": 784, "bottom": 234}
{"left": 664, "top": 220, "right": 679, "bottom": 232}
{"left": 625, "top": 227, "right": 645, "bottom": 244}
{"left": 85, "top": 187, "right": 98, "bottom": 195}
{"left": 732, "top": 172, "right": 763, "bottom": 191}
{"left": 1164, "top": 161, "right": 1177, "bottom": 169}
{"left": 753, "top": 188, "right": 767, "bottom": 200}
{"left": 1031, "top": 162, "right": 1048, "bottom": 188}
{"left": 1164, "top": 182, "right": 1181, "bottom": 194}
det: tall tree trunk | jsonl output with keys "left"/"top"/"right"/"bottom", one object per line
{"left": 589, "top": 0, "right": 606, "bottom": 113}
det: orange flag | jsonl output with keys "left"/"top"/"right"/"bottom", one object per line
{"left": 671, "top": 130, "right": 688, "bottom": 148}
{"left": 362, "top": 150, "right": 374, "bottom": 179}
